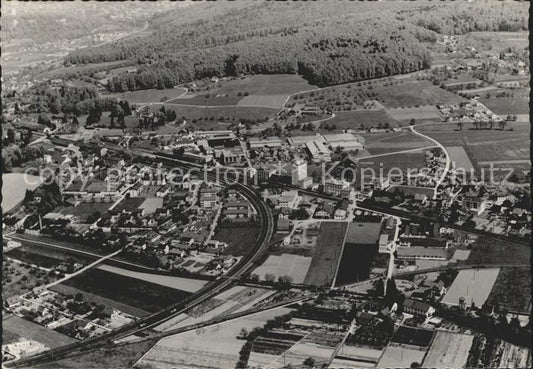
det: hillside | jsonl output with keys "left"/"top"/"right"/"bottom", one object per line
{"left": 61, "top": 1, "right": 528, "bottom": 90}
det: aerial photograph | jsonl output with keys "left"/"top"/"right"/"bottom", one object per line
{"left": 1, "top": 1, "right": 531, "bottom": 368}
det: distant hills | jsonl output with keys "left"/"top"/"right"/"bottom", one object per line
{"left": 58, "top": 1, "right": 528, "bottom": 91}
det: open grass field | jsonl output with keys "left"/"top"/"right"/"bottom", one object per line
{"left": 50, "top": 283, "right": 150, "bottom": 318}
{"left": 464, "top": 236, "right": 531, "bottom": 266}
{"left": 136, "top": 307, "right": 294, "bottom": 369}
{"left": 10, "top": 233, "right": 107, "bottom": 259}
{"left": 485, "top": 267, "right": 531, "bottom": 313}
{"left": 422, "top": 331, "right": 474, "bottom": 369}
{"left": 377, "top": 345, "right": 427, "bottom": 368}
{"left": 303, "top": 222, "right": 347, "bottom": 287}
{"left": 214, "top": 221, "right": 260, "bottom": 257}
{"left": 61, "top": 268, "right": 192, "bottom": 313}
{"left": 358, "top": 151, "right": 427, "bottom": 182}
{"left": 106, "top": 87, "right": 187, "bottom": 104}
{"left": 168, "top": 74, "right": 314, "bottom": 108}
{"left": 479, "top": 98, "right": 529, "bottom": 115}
{"left": 97, "top": 264, "right": 207, "bottom": 293}
{"left": 362, "top": 131, "right": 434, "bottom": 154}
{"left": 462, "top": 31, "right": 529, "bottom": 50}
{"left": 2, "top": 314, "right": 76, "bottom": 349}
{"left": 237, "top": 94, "right": 289, "bottom": 108}
{"left": 215, "top": 74, "right": 315, "bottom": 96}
{"left": 417, "top": 122, "right": 530, "bottom": 172}
{"left": 154, "top": 103, "right": 279, "bottom": 124}
{"left": 253, "top": 254, "right": 312, "bottom": 284}
{"left": 370, "top": 80, "right": 466, "bottom": 108}
{"left": 387, "top": 105, "right": 442, "bottom": 121}
{"left": 447, "top": 146, "right": 475, "bottom": 172}
{"left": 442, "top": 268, "right": 500, "bottom": 308}
{"left": 328, "top": 109, "right": 399, "bottom": 129}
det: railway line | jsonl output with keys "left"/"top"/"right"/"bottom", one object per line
{"left": 7, "top": 146, "right": 274, "bottom": 368}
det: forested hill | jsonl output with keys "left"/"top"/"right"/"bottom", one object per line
{"left": 64, "top": 1, "right": 528, "bottom": 90}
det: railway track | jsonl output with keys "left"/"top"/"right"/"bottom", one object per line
{"left": 7, "top": 148, "right": 274, "bottom": 368}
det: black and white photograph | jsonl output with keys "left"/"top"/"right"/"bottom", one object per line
{"left": 1, "top": 1, "right": 531, "bottom": 368}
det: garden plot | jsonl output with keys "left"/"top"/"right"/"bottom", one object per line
{"left": 422, "top": 331, "right": 474, "bottom": 369}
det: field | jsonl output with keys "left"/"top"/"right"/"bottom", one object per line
{"left": 97, "top": 264, "right": 207, "bottom": 293}
{"left": 168, "top": 74, "right": 314, "bottom": 108}
{"left": 4, "top": 241, "right": 95, "bottom": 269}
{"left": 357, "top": 151, "right": 427, "bottom": 183}
{"left": 335, "top": 344, "right": 382, "bottom": 364}
{"left": 497, "top": 342, "right": 532, "bottom": 369}
{"left": 362, "top": 131, "right": 434, "bottom": 154}
{"left": 49, "top": 283, "right": 150, "bottom": 318}
{"left": 369, "top": 80, "right": 465, "bottom": 108}
{"left": 479, "top": 98, "right": 529, "bottom": 115}
{"left": 33, "top": 339, "right": 159, "bottom": 369}
{"left": 464, "top": 236, "right": 531, "bottom": 266}
{"left": 303, "top": 222, "right": 347, "bottom": 287}
{"left": 237, "top": 94, "right": 289, "bottom": 108}
{"left": 2, "top": 258, "right": 59, "bottom": 299}
{"left": 327, "top": 109, "right": 399, "bottom": 129}
{"left": 59, "top": 202, "right": 113, "bottom": 222}
{"left": 214, "top": 221, "right": 260, "bottom": 257}
{"left": 105, "top": 87, "right": 186, "bottom": 104}
{"left": 462, "top": 31, "right": 529, "bottom": 50}
{"left": 485, "top": 268, "right": 531, "bottom": 313}
{"left": 447, "top": 146, "right": 475, "bottom": 172}
{"left": 422, "top": 331, "right": 474, "bottom": 369}
{"left": 441, "top": 268, "right": 500, "bottom": 308}
{"left": 61, "top": 268, "right": 192, "bottom": 313}
{"left": 387, "top": 105, "right": 441, "bottom": 121}
{"left": 253, "top": 254, "right": 312, "bottom": 284}
{"left": 2, "top": 173, "right": 43, "bottom": 214}
{"left": 136, "top": 308, "right": 294, "bottom": 369}
{"left": 152, "top": 104, "right": 279, "bottom": 125}
{"left": 417, "top": 122, "right": 530, "bottom": 172}
{"left": 377, "top": 345, "right": 427, "bottom": 368}
{"left": 2, "top": 314, "right": 76, "bottom": 349}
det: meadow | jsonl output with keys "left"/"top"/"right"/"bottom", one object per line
{"left": 61, "top": 268, "right": 193, "bottom": 313}
{"left": 106, "top": 87, "right": 187, "bottom": 104}
{"left": 327, "top": 109, "right": 399, "bottom": 130}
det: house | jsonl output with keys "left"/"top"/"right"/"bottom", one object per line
{"left": 403, "top": 298, "right": 435, "bottom": 318}
{"left": 324, "top": 178, "right": 351, "bottom": 198}
{"left": 277, "top": 218, "right": 291, "bottom": 233}
{"left": 314, "top": 201, "right": 336, "bottom": 219}
{"left": 278, "top": 190, "right": 300, "bottom": 209}
{"left": 334, "top": 209, "right": 347, "bottom": 220}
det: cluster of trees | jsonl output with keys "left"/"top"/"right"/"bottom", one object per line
{"left": 26, "top": 83, "right": 100, "bottom": 115}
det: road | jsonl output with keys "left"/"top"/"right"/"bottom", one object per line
{"left": 7, "top": 149, "right": 274, "bottom": 369}
{"left": 410, "top": 122, "right": 452, "bottom": 199}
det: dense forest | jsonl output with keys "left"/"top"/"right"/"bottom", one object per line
{"left": 62, "top": 1, "right": 528, "bottom": 90}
